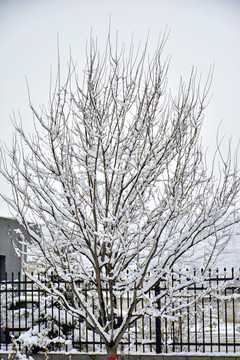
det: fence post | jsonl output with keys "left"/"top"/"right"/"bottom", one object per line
{"left": 155, "top": 282, "right": 161, "bottom": 353}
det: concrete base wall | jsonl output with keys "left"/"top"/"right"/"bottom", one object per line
{"left": 0, "top": 353, "right": 240, "bottom": 360}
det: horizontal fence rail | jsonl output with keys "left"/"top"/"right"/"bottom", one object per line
{"left": 0, "top": 268, "right": 240, "bottom": 355}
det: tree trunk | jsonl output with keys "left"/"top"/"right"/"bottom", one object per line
{"left": 106, "top": 344, "right": 118, "bottom": 360}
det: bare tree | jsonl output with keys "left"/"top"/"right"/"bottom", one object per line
{"left": 1, "top": 35, "right": 240, "bottom": 359}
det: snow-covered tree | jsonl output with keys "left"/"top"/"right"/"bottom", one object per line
{"left": 1, "top": 35, "right": 240, "bottom": 359}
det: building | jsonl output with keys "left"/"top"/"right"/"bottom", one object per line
{"left": 0, "top": 216, "right": 28, "bottom": 281}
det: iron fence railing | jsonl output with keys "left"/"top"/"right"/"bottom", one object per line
{"left": 155, "top": 268, "right": 240, "bottom": 353}
{"left": 0, "top": 268, "right": 240, "bottom": 354}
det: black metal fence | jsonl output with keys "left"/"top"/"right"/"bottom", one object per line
{"left": 0, "top": 268, "right": 240, "bottom": 354}
{"left": 155, "top": 268, "right": 240, "bottom": 353}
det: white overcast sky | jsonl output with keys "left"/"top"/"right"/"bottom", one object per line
{"left": 0, "top": 0, "right": 239, "bottom": 265}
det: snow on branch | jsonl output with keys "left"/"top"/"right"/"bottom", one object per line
{"left": 0, "top": 33, "right": 239, "bottom": 356}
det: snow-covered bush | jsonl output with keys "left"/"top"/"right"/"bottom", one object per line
{"left": 18, "top": 325, "right": 69, "bottom": 353}
{"left": 16, "top": 294, "right": 79, "bottom": 353}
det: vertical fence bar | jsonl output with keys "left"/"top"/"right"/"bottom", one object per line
{"left": 187, "top": 292, "right": 190, "bottom": 352}
{"left": 179, "top": 307, "right": 182, "bottom": 352}
{"left": 216, "top": 268, "right": 221, "bottom": 352}
{"left": 0, "top": 276, "right": 4, "bottom": 348}
{"left": 165, "top": 315, "right": 168, "bottom": 353}
{"left": 25, "top": 273, "right": 28, "bottom": 339}
{"left": 127, "top": 288, "right": 130, "bottom": 349}
{"left": 37, "top": 273, "right": 40, "bottom": 338}
{"left": 202, "top": 283, "right": 205, "bottom": 353}
{"left": 72, "top": 292, "right": 75, "bottom": 352}
{"left": 155, "top": 282, "right": 161, "bottom": 353}
{"left": 149, "top": 289, "right": 152, "bottom": 353}
{"left": 171, "top": 271, "right": 175, "bottom": 353}
{"left": 44, "top": 275, "right": 47, "bottom": 350}
{"left": 92, "top": 293, "right": 96, "bottom": 353}
{"left": 85, "top": 284, "right": 89, "bottom": 353}
{"left": 224, "top": 268, "right": 228, "bottom": 353}
{"left": 11, "top": 273, "right": 15, "bottom": 342}
{"left": 135, "top": 307, "right": 137, "bottom": 353}
{"left": 57, "top": 280, "right": 61, "bottom": 351}
{"left": 232, "top": 268, "right": 236, "bottom": 353}
{"left": 23, "top": 272, "right": 27, "bottom": 354}
{"left": 209, "top": 268, "right": 213, "bottom": 353}
{"left": 4, "top": 272, "right": 8, "bottom": 349}
{"left": 30, "top": 273, "right": 34, "bottom": 354}
{"left": 119, "top": 294, "right": 123, "bottom": 354}
{"left": 194, "top": 269, "right": 197, "bottom": 352}
{"left": 179, "top": 272, "right": 183, "bottom": 352}
{"left": 0, "top": 279, "right": 2, "bottom": 348}
{"left": 51, "top": 273, "right": 54, "bottom": 351}
{"left": 79, "top": 315, "right": 82, "bottom": 352}
{"left": 141, "top": 297, "right": 145, "bottom": 353}
{"left": 224, "top": 282, "right": 228, "bottom": 352}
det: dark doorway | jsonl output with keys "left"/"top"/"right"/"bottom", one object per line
{"left": 0, "top": 255, "right": 6, "bottom": 281}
